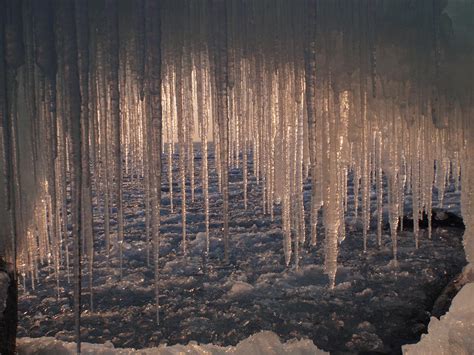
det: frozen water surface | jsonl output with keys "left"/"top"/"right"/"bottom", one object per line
{"left": 17, "top": 148, "right": 467, "bottom": 354}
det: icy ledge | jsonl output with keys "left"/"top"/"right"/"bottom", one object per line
{"left": 403, "top": 265, "right": 474, "bottom": 355}
{"left": 17, "top": 330, "right": 327, "bottom": 355}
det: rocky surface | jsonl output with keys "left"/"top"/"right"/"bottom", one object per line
{"left": 1, "top": 259, "right": 17, "bottom": 355}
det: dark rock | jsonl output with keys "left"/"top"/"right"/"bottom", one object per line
{"left": 402, "top": 209, "right": 465, "bottom": 231}
{"left": 0, "top": 259, "right": 17, "bottom": 355}
{"left": 431, "top": 267, "right": 473, "bottom": 318}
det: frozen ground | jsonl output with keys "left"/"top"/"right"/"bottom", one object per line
{"left": 17, "top": 147, "right": 467, "bottom": 354}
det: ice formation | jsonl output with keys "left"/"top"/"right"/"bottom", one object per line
{"left": 0, "top": 0, "right": 473, "bottom": 352}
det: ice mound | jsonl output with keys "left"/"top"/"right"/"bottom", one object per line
{"left": 403, "top": 281, "right": 474, "bottom": 355}
{"left": 17, "top": 331, "right": 327, "bottom": 354}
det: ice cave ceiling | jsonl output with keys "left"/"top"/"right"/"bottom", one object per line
{"left": 0, "top": 0, "right": 473, "bottom": 350}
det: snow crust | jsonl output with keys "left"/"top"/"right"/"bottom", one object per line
{"left": 403, "top": 266, "right": 474, "bottom": 355}
{"left": 17, "top": 331, "right": 327, "bottom": 355}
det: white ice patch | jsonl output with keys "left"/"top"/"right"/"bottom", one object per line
{"left": 17, "top": 330, "right": 327, "bottom": 354}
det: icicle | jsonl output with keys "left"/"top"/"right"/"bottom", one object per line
{"left": 295, "top": 81, "right": 305, "bottom": 269}
{"left": 361, "top": 89, "right": 370, "bottom": 252}
{"left": 176, "top": 59, "right": 187, "bottom": 256}
{"left": 304, "top": 0, "right": 319, "bottom": 247}
{"left": 105, "top": 0, "right": 123, "bottom": 279}
{"left": 376, "top": 131, "right": 383, "bottom": 247}
{"left": 144, "top": 0, "right": 162, "bottom": 324}
{"left": 268, "top": 71, "right": 277, "bottom": 221}
{"left": 280, "top": 65, "right": 292, "bottom": 267}
{"left": 387, "top": 103, "right": 400, "bottom": 264}
{"left": 167, "top": 74, "right": 175, "bottom": 214}
{"left": 213, "top": 0, "right": 230, "bottom": 263}
{"left": 197, "top": 40, "right": 210, "bottom": 258}
{"left": 55, "top": 1, "right": 83, "bottom": 351}
{"left": 94, "top": 13, "right": 112, "bottom": 266}
{"left": 144, "top": 98, "right": 151, "bottom": 266}
{"left": 242, "top": 61, "right": 249, "bottom": 211}
{"left": 0, "top": 18, "right": 21, "bottom": 279}
{"left": 2, "top": 0, "right": 474, "bottom": 316}
{"left": 323, "top": 74, "right": 341, "bottom": 289}
{"left": 183, "top": 35, "right": 195, "bottom": 205}
{"left": 75, "top": 0, "right": 94, "bottom": 309}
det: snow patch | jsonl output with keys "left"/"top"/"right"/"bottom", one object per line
{"left": 17, "top": 331, "right": 327, "bottom": 355}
